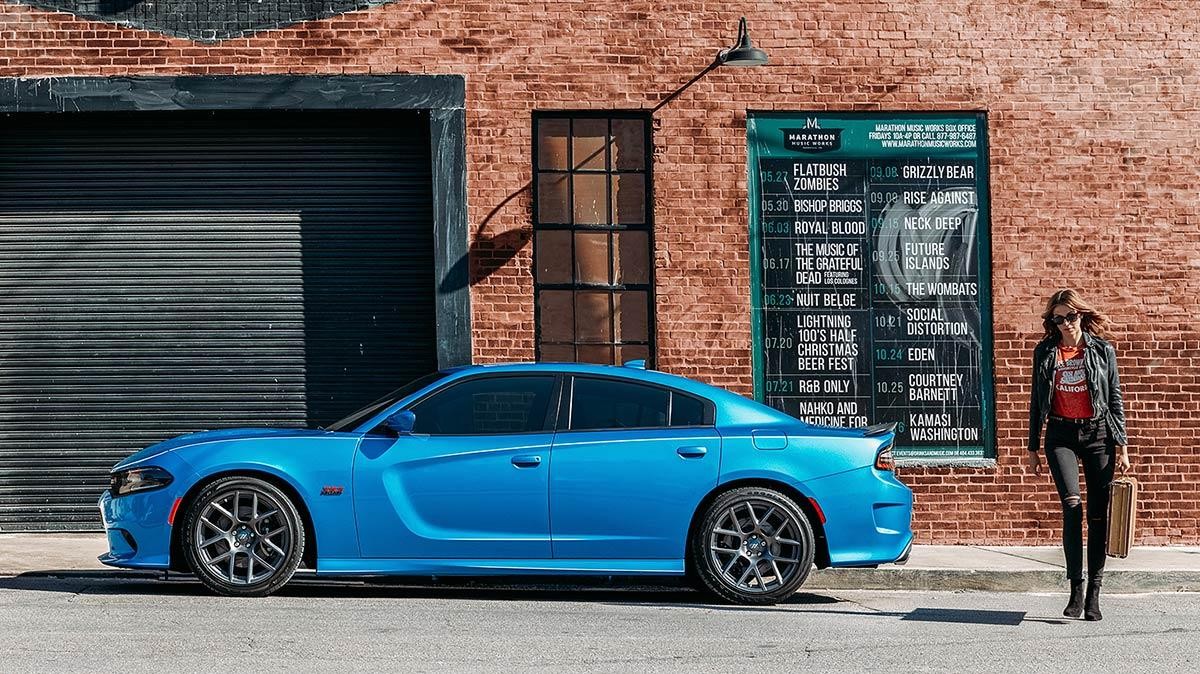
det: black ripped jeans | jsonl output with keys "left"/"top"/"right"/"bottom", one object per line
{"left": 1044, "top": 417, "right": 1116, "bottom": 581}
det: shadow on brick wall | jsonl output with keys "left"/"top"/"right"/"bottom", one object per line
{"left": 20, "top": 0, "right": 396, "bottom": 41}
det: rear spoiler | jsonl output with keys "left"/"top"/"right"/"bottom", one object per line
{"left": 863, "top": 422, "right": 898, "bottom": 437}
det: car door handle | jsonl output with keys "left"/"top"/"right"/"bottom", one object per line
{"left": 511, "top": 455, "right": 542, "bottom": 468}
{"left": 676, "top": 446, "right": 708, "bottom": 458}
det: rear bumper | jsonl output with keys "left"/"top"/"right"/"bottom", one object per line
{"left": 805, "top": 466, "right": 914, "bottom": 567}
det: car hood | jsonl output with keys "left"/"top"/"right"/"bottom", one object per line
{"left": 113, "top": 427, "right": 335, "bottom": 471}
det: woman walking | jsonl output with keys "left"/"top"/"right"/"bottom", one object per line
{"left": 1026, "top": 288, "right": 1129, "bottom": 621}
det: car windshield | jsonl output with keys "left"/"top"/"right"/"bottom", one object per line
{"left": 323, "top": 371, "right": 449, "bottom": 432}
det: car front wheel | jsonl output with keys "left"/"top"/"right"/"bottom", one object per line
{"left": 181, "top": 476, "right": 305, "bottom": 597}
{"left": 690, "top": 486, "right": 815, "bottom": 605}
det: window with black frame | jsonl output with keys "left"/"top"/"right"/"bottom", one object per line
{"left": 409, "top": 376, "right": 556, "bottom": 435}
{"left": 533, "top": 113, "right": 654, "bottom": 366}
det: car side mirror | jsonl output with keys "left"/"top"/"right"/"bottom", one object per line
{"left": 384, "top": 410, "right": 416, "bottom": 435}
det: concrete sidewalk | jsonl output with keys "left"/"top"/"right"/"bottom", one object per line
{"left": 2, "top": 533, "right": 1199, "bottom": 592}
{"left": 811, "top": 545, "right": 1200, "bottom": 593}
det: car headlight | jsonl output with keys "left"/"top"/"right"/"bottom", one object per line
{"left": 110, "top": 466, "right": 174, "bottom": 497}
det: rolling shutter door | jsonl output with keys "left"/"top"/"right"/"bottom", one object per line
{"left": 0, "top": 109, "right": 438, "bottom": 530}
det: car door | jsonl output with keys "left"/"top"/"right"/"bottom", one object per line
{"left": 549, "top": 375, "right": 721, "bottom": 559}
{"left": 354, "top": 374, "right": 560, "bottom": 559}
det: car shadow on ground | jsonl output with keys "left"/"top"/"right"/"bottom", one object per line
{"left": 0, "top": 570, "right": 1075, "bottom": 625}
{"left": 0, "top": 569, "right": 839, "bottom": 606}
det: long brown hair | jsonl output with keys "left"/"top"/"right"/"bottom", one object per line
{"left": 1040, "top": 288, "right": 1111, "bottom": 342}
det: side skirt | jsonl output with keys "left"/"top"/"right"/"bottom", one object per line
{"left": 314, "top": 558, "right": 685, "bottom": 576}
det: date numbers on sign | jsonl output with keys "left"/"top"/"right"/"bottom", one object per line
{"left": 764, "top": 379, "right": 794, "bottom": 393}
{"left": 875, "top": 348, "right": 904, "bottom": 362}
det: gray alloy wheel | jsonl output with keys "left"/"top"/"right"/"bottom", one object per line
{"left": 182, "top": 476, "right": 305, "bottom": 597}
{"left": 690, "top": 487, "right": 815, "bottom": 605}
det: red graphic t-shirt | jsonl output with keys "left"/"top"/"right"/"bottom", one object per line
{"left": 1050, "top": 345, "right": 1093, "bottom": 419}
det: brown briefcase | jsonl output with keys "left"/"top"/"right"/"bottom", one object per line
{"left": 1106, "top": 476, "right": 1138, "bottom": 558}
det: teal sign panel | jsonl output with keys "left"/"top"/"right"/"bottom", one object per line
{"left": 748, "top": 112, "right": 994, "bottom": 462}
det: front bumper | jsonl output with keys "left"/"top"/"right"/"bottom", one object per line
{"left": 97, "top": 488, "right": 176, "bottom": 570}
{"left": 893, "top": 536, "right": 914, "bottom": 566}
{"left": 805, "top": 466, "right": 915, "bottom": 567}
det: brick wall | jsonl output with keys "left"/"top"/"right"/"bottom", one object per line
{"left": 2, "top": 0, "right": 1198, "bottom": 544}
{"left": 17, "top": 0, "right": 383, "bottom": 40}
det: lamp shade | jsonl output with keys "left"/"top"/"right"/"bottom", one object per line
{"left": 718, "top": 17, "right": 768, "bottom": 67}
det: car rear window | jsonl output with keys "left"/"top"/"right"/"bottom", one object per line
{"left": 569, "top": 377, "right": 669, "bottom": 430}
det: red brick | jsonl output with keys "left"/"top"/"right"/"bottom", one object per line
{"left": 2, "top": 0, "right": 1196, "bottom": 544}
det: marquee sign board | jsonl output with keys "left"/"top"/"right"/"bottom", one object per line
{"left": 748, "top": 112, "right": 995, "bottom": 463}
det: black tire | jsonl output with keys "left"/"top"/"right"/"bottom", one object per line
{"left": 181, "top": 476, "right": 305, "bottom": 597}
{"left": 689, "top": 486, "right": 815, "bottom": 605}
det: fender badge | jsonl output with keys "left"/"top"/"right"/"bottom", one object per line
{"left": 320, "top": 486, "right": 344, "bottom": 496}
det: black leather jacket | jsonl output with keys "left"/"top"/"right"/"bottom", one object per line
{"left": 1028, "top": 332, "right": 1127, "bottom": 452}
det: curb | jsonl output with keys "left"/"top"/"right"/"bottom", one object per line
{"left": 4, "top": 568, "right": 1200, "bottom": 594}
{"left": 806, "top": 568, "right": 1200, "bottom": 593}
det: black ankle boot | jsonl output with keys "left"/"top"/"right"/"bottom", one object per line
{"left": 1084, "top": 575, "right": 1103, "bottom": 621}
{"left": 1063, "top": 579, "right": 1085, "bottom": 618}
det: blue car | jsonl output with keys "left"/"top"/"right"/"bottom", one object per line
{"left": 99, "top": 362, "right": 913, "bottom": 603}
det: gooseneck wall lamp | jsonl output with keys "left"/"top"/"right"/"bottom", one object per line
{"left": 651, "top": 16, "right": 769, "bottom": 113}
{"left": 716, "top": 17, "right": 769, "bottom": 67}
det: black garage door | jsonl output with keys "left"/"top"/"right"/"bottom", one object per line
{"left": 0, "top": 110, "right": 438, "bottom": 530}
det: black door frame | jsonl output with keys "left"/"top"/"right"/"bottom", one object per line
{"left": 0, "top": 74, "right": 471, "bottom": 368}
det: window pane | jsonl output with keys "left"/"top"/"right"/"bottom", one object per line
{"left": 575, "top": 291, "right": 611, "bottom": 343}
{"left": 574, "top": 232, "right": 609, "bottom": 284}
{"left": 613, "top": 230, "right": 649, "bottom": 285}
{"left": 411, "top": 376, "right": 555, "bottom": 435}
{"left": 537, "top": 173, "right": 569, "bottom": 224}
{"left": 537, "top": 118, "right": 570, "bottom": 170}
{"left": 572, "top": 118, "right": 607, "bottom": 170}
{"left": 573, "top": 173, "right": 608, "bottom": 225}
{"left": 612, "top": 119, "right": 645, "bottom": 171}
{"left": 539, "top": 290, "right": 574, "bottom": 342}
{"left": 670, "top": 393, "right": 707, "bottom": 427}
{"left": 533, "top": 114, "right": 654, "bottom": 377}
{"left": 615, "top": 291, "right": 648, "bottom": 342}
{"left": 539, "top": 343, "right": 575, "bottom": 362}
{"left": 615, "top": 344, "right": 649, "bottom": 365}
{"left": 570, "top": 377, "right": 669, "bottom": 430}
{"left": 536, "top": 230, "right": 572, "bottom": 284}
{"left": 612, "top": 173, "right": 646, "bottom": 225}
{"left": 576, "top": 344, "right": 613, "bottom": 365}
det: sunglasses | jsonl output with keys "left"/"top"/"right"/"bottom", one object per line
{"left": 1051, "top": 312, "right": 1081, "bottom": 325}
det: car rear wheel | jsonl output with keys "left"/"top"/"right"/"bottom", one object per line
{"left": 690, "top": 487, "right": 815, "bottom": 605}
{"left": 182, "top": 476, "right": 305, "bottom": 597}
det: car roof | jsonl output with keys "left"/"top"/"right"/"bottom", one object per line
{"left": 438, "top": 362, "right": 795, "bottom": 426}
{"left": 441, "top": 361, "right": 706, "bottom": 388}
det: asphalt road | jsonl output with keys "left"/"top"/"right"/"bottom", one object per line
{"left": 1, "top": 573, "right": 1198, "bottom": 673}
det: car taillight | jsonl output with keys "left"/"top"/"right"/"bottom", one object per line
{"left": 875, "top": 444, "right": 896, "bottom": 472}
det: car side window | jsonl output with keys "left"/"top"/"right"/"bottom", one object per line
{"left": 569, "top": 377, "right": 669, "bottom": 430}
{"left": 670, "top": 392, "right": 709, "bottom": 427}
{"left": 409, "top": 376, "right": 556, "bottom": 435}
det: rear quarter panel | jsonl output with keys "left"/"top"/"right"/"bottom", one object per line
{"left": 718, "top": 423, "right": 912, "bottom": 565}
{"left": 718, "top": 422, "right": 886, "bottom": 486}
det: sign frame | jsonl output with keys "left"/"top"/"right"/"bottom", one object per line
{"left": 747, "top": 111, "right": 996, "bottom": 466}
